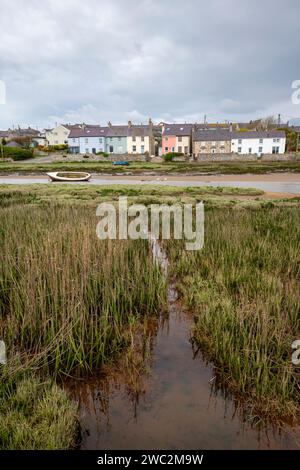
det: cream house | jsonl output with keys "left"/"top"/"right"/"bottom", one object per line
{"left": 45, "top": 124, "right": 73, "bottom": 146}
{"left": 127, "top": 123, "right": 155, "bottom": 155}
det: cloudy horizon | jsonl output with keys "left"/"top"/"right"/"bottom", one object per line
{"left": 0, "top": 0, "right": 300, "bottom": 130}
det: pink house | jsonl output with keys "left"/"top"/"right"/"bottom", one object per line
{"left": 161, "top": 123, "right": 192, "bottom": 155}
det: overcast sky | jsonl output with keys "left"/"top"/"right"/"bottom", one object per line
{"left": 0, "top": 0, "right": 299, "bottom": 129}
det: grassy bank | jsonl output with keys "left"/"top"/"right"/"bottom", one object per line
{"left": 1, "top": 160, "right": 300, "bottom": 174}
{"left": 0, "top": 371, "right": 77, "bottom": 450}
{"left": 167, "top": 207, "right": 300, "bottom": 420}
{"left": 0, "top": 183, "right": 264, "bottom": 208}
{"left": 0, "top": 202, "right": 166, "bottom": 448}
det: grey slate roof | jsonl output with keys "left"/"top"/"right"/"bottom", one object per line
{"left": 193, "top": 129, "right": 232, "bottom": 141}
{"left": 0, "top": 130, "right": 9, "bottom": 138}
{"left": 163, "top": 123, "right": 193, "bottom": 136}
{"left": 106, "top": 126, "right": 129, "bottom": 137}
{"left": 6, "top": 141, "right": 22, "bottom": 148}
{"left": 69, "top": 126, "right": 109, "bottom": 138}
{"left": 231, "top": 131, "right": 286, "bottom": 139}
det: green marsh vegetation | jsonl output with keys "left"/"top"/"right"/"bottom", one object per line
{"left": 166, "top": 207, "right": 300, "bottom": 420}
{"left": 1, "top": 160, "right": 300, "bottom": 174}
{"left": 0, "top": 184, "right": 300, "bottom": 448}
{"left": 0, "top": 201, "right": 166, "bottom": 448}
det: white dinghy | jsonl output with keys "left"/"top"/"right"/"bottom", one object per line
{"left": 46, "top": 172, "right": 91, "bottom": 182}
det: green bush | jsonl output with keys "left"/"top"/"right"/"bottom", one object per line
{"left": 43, "top": 144, "right": 69, "bottom": 152}
{"left": 1, "top": 146, "right": 34, "bottom": 161}
{"left": 163, "top": 152, "right": 184, "bottom": 162}
{"left": 96, "top": 151, "right": 109, "bottom": 157}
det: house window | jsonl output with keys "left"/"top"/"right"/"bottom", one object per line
{"left": 85, "top": 138, "right": 88, "bottom": 144}
{"left": 276, "top": 138, "right": 280, "bottom": 142}
{"left": 238, "top": 147, "right": 242, "bottom": 153}
{"left": 184, "top": 146, "right": 188, "bottom": 154}
{"left": 141, "top": 145, "right": 145, "bottom": 153}
{"left": 165, "top": 137, "right": 168, "bottom": 141}
{"left": 85, "top": 148, "right": 89, "bottom": 153}
{"left": 132, "top": 145, "right": 136, "bottom": 152}
{"left": 238, "top": 139, "right": 242, "bottom": 144}
{"left": 248, "top": 148, "right": 252, "bottom": 154}
{"left": 259, "top": 138, "right": 263, "bottom": 144}
{"left": 73, "top": 138, "right": 76, "bottom": 143}
{"left": 99, "top": 138, "right": 102, "bottom": 143}
{"left": 272, "top": 146, "right": 279, "bottom": 154}
{"left": 178, "top": 136, "right": 182, "bottom": 142}
{"left": 141, "top": 136, "right": 144, "bottom": 142}
{"left": 109, "top": 145, "right": 113, "bottom": 153}
{"left": 132, "top": 136, "right": 136, "bottom": 142}
{"left": 259, "top": 146, "right": 263, "bottom": 153}
{"left": 178, "top": 146, "right": 182, "bottom": 153}
{"left": 118, "top": 137, "right": 121, "bottom": 141}
{"left": 92, "top": 148, "right": 96, "bottom": 154}
{"left": 165, "top": 147, "right": 168, "bottom": 152}
{"left": 171, "top": 147, "right": 175, "bottom": 152}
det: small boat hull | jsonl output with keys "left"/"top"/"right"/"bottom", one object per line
{"left": 46, "top": 172, "right": 91, "bottom": 182}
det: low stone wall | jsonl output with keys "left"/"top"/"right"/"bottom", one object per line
{"left": 51, "top": 153, "right": 149, "bottom": 163}
{"left": 194, "top": 153, "right": 300, "bottom": 162}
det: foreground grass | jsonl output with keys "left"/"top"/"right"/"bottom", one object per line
{"left": 0, "top": 201, "right": 166, "bottom": 448}
{"left": 167, "top": 207, "right": 300, "bottom": 420}
{"left": 1, "top": 160, "right": 300, "bottom": 174}
{"left": 0, "top": 205, "right": 165, "bottom": 375}
{"left": 0, "top": 372, "right": 77, "bottom": 450}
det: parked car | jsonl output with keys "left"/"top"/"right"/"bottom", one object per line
{"left": 112, "top": 161, "right": 129, "bottom": 166}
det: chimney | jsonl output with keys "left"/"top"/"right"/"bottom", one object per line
{"left": 128, "top": 120, "right": 132, "bottom": 128}
{"left": 148, "top": 117, "right": 153, "bottom": 127}
{"left": 108, "top": 121, "right": 112, "bottom": 128}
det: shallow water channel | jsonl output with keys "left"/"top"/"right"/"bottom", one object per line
{"left": 67, "top": 239, "right": 300, "bottom": 450}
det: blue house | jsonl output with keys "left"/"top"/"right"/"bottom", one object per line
{"left": 105, "top": 123, "right": 128, "bottom": 154}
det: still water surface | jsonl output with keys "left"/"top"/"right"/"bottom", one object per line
{"left": 0, "top": 175, "right": 300, "bottom": 194}
{"left": 66, "top": 240, "right": 300, "bottom": 450}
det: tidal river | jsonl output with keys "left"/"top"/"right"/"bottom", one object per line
{"left": 1, "top": 174, "right": 300, "bottom": 194}
{"left": 66, "top": 238, "right": 300, "bottom": 450}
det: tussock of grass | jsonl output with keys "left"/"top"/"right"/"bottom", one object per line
{"left": 167, "top": 207, "right": 300, "bottom": 420}
{"left": 0, "top": 205, "right": 166, "bottom": 376}
{"left": 0, "top": 372, "right": 77, "bottom": 449}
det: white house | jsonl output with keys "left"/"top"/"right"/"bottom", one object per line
{"left": 68, "top": 125, "right": 108, "bottom": 154}
{"left": 231, "top": 131, "right": 286, "bottom": 155}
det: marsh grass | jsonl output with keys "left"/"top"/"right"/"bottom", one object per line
{"left": 0, "top": 370, "right": 77, "bottom": 449}
{"left": 167, "top": 207, "right": 300, "bottom": 420}
{"left": 0, "top": 204, "right": 166, "bottom": 376}
{"left": 1, "top": 160, "right": 300, "bottom": 174}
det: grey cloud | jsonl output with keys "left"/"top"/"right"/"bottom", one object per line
{"left": 0, "top": 0, "right": 299, "bottom": 128}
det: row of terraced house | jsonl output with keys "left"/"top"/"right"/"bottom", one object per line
{"left": 162, "top": 123, "right": 287, "bottom": 156}
{"left": 1, "top": 121, "right": 291, "bottom": 156}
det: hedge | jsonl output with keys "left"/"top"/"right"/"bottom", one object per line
{"left": 0, "top": 146, "right": 34, "bottom": 161}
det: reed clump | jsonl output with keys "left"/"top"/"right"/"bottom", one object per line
{"left": 167, "top": 207, "right": 300, "bottom": 420}
{"left": 0, "top": 204, "right": 165, "bottom": 375}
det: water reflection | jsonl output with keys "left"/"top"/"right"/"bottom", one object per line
{"left": 66, "top": 241, "right": 300, "bottom": 450}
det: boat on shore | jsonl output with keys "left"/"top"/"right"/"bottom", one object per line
{"left": 46, "top": 172, "right": 91, "bottom": 182}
